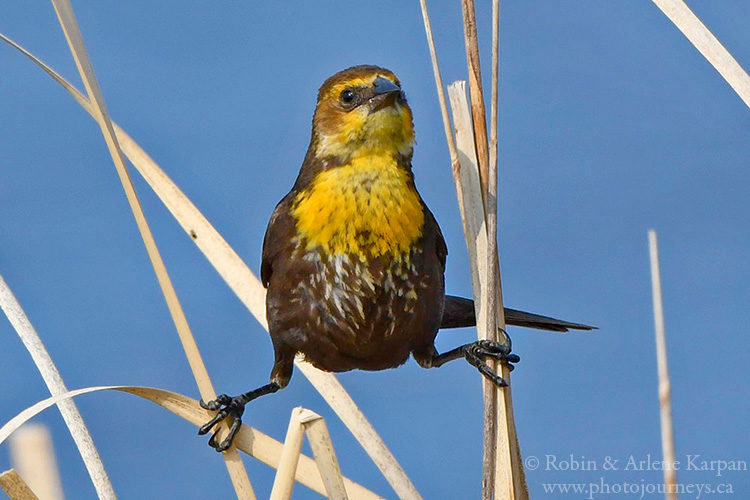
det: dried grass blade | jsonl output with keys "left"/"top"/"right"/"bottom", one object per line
{"left": 0, "top": 387, "right": 384, "bottom": 500}
{"left": 46, "top": 0, "right": 217, "bottom": 412}
{"left": 417, "top": 0, "right": 460, "bottom": 175}
{"left": 0, "top": 32, "right": 419, "bottom": 500}
{"left": 446, "top": 83, "right": 489, "bottom": 305}
{"left": 9, "top": 424, "right": 64, "bottom": 500}
{"left": 485, "top": 1, "right": 503, "bottom": 495}
{"left": 447, "top": 83, "right": 525, "bottom": 500}
{"left": 648, "top": 231, "right": 678, "bottom": 499}
{"left": 448, "top": 82, "right": 499, "bottom": 498}
{"left": 489, "top": 0, "right": 500, "bottom": 177}
{"left": 298, "top": 365, "right": 421, "bottom": 499}
{"left": 417, "top": 19, "right": 517, "bottom": 497}
{"left": 459, "top": 0, "right": 490, "bottom": 197}
{"left": 0, "top": 271, "right": 115, "bottom": 499}
{"left": 0, "top": 470, "right": 39, "bottom": 500}
{"left": 299, "top": 410, "right": 348, "bottom": 500}
{"left": 269, "top": 408, "right": 307, "bottom": 500}
{"left": 487, "top": 1, "right": 528, "bottom": 498}
{"left": 419, "top": 2, "right": 514, "bottom": 493}
{"left": 45, "top": 2, "right": 254, "bottom": 496}
{"left": 651, "top": 0, "right": 750, "bottom": 108}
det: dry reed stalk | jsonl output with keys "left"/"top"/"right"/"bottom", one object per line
{"left": 446, "top": 82, "right": 496, "bottom": 497}
{"left": 0, "top": 272, "right": 115, "bottom": 499}
{"left": 417, "top": 0, "right": 461, "bottom": 175}
{"left": 459, "top": 0, "right": 490, "bottom": 198}
{"left": 269, "top": 408, "right": 308, "bottom": 500}
{"left": 445, "top": 83, "right": 488, "bottom": 304}
{"left": 9, "top": 424, "right": 64, "bottom": 500}
{"left": 298, "top": 409, "right": 348, "bottom": 500}
{"left": 487, "top": 1, "right": 528, "bottom": 497}
{"left": 488, "top": 0, "right": 500, "bottom": 356}
{"left": 0, "top": 470, "right": 39, "bottom": 500}
{"left": 462, "top": 0, "right": 507, "bottom": 500}
{"left": 47, "top": 1, "right": 254, "bottom": 497}
{"left": 295, "top": 365, "right": 418, "bottom": 499}
{"left": 416, "top": 28, "right": 502, "bottom": 492}
{"left": 0, "top": 386, "right": 384, "bottom": 500}
{"left": 458, "top": 1, "right": 504, "bottom": 497}
{"left": 489, "top": 0, "right": 500, "bottom": 178}
{"left": 419, "top": 1, "right": 525, "bottom": 497}
{"left": 269, "top": 407, "right": 351, "bottom": 500}
{"left": 447, "top": 83, "right": 524, "bottom": 500}
{"left": 648, "top": 231, "right": 678, "bottom": 500}
{"left": 650, "top": 0, "right": 750, "bottom": 108}
{"left": 0, "top": 32, "right": 419, "bottom": 500}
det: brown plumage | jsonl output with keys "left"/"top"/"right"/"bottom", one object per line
{"left": 262, "top": 189, "right": 446, "bottom": 378}
{"left": 199, "top": 65, "right": 594, "bottom": 452}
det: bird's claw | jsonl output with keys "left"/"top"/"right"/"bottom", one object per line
{"left": 198, "top": 394, "right": 246, "bottom": 452}
{"left": 199, "top": 393, "right": 232, "bottom": 411}
{"left": 463, "top": 338, "right": 520, "bottom": 387}
{"left": 471, "top": 339, "right": 520, "bottom": 364}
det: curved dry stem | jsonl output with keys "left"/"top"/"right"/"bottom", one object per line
{"left": 0, "top": 386, "right": 383, "bottom": 500}
{"left": 0, "top": 272, "right": 116, "bottom": 499}
{"left": 47, "top": 2, "right": 254, "bottom": 495}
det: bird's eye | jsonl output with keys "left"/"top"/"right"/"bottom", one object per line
{"left": 340, "top": 89, "right": 355, "bottom": 104}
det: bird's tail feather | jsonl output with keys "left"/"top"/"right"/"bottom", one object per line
{"left": 441, "top": 295, "right": 596, "bottom": 332}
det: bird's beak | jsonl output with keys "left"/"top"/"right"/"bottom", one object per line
{"left": 372, "top": 76, "right": 400, "bottom": 96}
{"left": 369, "top": 76, "right": 401, "bottom": 112}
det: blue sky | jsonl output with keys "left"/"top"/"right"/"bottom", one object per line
{"left": 1, "top": 1, "right": 748, "bottom": 498}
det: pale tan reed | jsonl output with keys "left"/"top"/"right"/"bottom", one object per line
{"left": 270, "top": 407, "right": 351, "bottom": 500}
{"left": 298, "top": 409, "right": 348, "bottom": 500}
{"left": 648, "top": 231, "right": 678, "bottom": 500}
{"left": 0, "top": 272, "right": 115, "bottom": 500}
{"left": 419, "top": 1, "right": 526, "bottom": 497}
{"left": 459, "top": 0, "right": 490, "bottom": 199}
{"left": 650, "top": 0, "right": 750, "bottom": 108}
{"left": 9, "top": 424, "right": 64, "bottom": 500}
{"left": 0, "top": 470, "right": 39, "bottom": 500}
{"left": 0, "top": 386, "right": 383, "bottom": 500}
{"left": 47, "top": 1, "right": 254, "bottom": 496}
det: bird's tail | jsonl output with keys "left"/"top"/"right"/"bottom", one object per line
{"left": 441, "top": 295, "right": 596, "bottom": 332}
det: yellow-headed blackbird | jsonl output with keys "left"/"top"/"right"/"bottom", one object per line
{"left": 199, "top": 65, "right": 594, "bottom": 451}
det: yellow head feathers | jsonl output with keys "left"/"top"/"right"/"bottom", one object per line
{"left": 311, "top": 65, "right": 415, "bottom": 160}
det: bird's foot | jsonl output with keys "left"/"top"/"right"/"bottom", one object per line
{"left": 198, "top": 382, "right": 281, "bottom": 452}
{"left": 198, "top": 394, "right": 246, "bottom": 452}
{"left": 462, "top": 339, "right": 520, "bottom": 387}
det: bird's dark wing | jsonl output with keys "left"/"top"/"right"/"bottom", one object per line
{"left": 261, "top": 193, "right": 296, "bottom": 288}
{"left": 441, "top": 295, "right": 596, "bottom": 332}
{"left": 422, "top": 204, "right": 447, "bottom": 271}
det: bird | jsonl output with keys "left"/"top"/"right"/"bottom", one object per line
{"left": 199, "top": 65, "right": 594, "bottom": 451}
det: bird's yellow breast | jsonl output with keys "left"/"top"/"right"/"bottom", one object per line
{"left": 292, "top": 155, "right": 424, "bottom": 259}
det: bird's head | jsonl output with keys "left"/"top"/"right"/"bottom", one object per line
{"left": 311, "top": 65, "right": 414, "bottom": 161}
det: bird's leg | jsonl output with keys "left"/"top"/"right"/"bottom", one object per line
{"left": 430, "top": 334, "right": 519, "bottom": 387}
{"left": 198, "top": 382, "right": 280, "bottom": 452}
